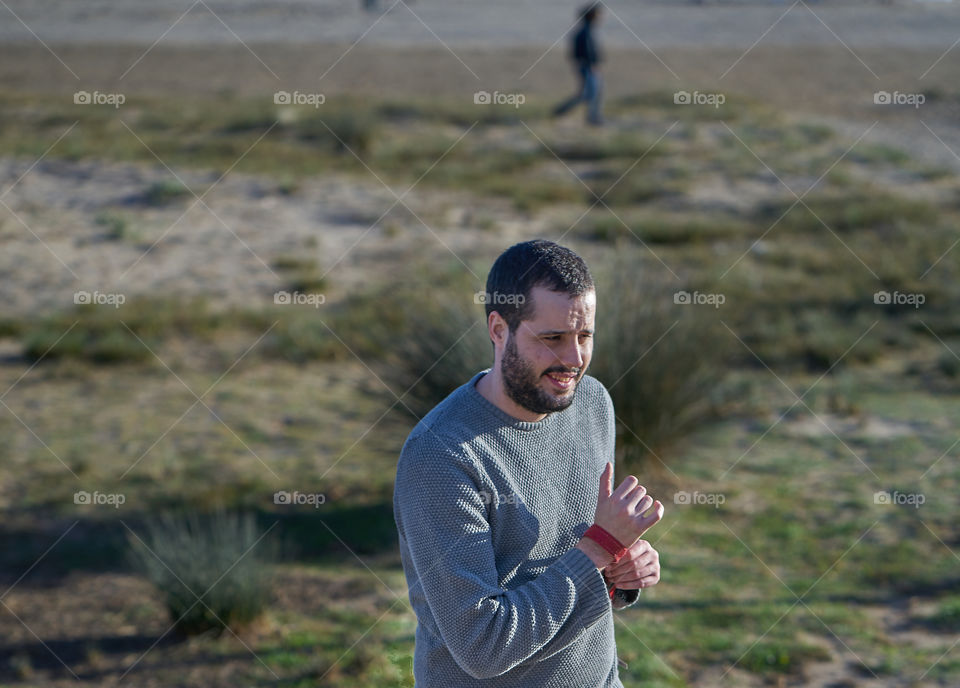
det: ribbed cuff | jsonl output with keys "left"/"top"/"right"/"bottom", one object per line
{"left": 611, "top": 587, "right": 641, "bottom": 609}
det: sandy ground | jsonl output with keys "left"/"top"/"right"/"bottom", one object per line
{"left": 0, "top": 154, "right": 531, "bottom": 317}
{"left": 3, "top": 0, "right": 960, "bottom": 48}
{"left": 3, "top": 0, "right": 960, "bottom": 170}
{"left": 5, "top": 39, "right": 960, "bottom": 169}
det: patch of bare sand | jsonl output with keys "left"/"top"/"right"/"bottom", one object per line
{"left": 780, "top": 413, "right": 917, "bottom": 440}
{"left": 0, "top": 155, "right": 527, "bottom": 318}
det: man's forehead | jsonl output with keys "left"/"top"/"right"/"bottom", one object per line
{"left": 529, "top": 285, "right": 595, "bottom": 308}
{"left": 525, "top": 286, "right": 595, "bottom": 329}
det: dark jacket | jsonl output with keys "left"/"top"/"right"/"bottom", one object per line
{"left": 572, "top": 21, "right": 601, "bottom": 67}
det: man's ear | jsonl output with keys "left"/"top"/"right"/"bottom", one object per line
{"left": 488, "top": 311, "right": 508, "bottom": 351}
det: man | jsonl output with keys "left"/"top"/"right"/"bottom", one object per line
{"left": 393, "top": 239, "right": 664, "bottom": 686}
{"left": 553, "top": 3, "right": 605, "bottom": 126}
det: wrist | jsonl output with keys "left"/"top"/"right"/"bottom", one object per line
{"left": 583, "top": 523, "right": 629, "bottom": 564}
{"left": 576, "top": 537, "right": 614, "bottom": 570}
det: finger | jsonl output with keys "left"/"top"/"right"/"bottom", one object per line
{"left": 609, "top": 577, "right": 643, "bottom": 590}
{"left": 638, "top": 500, "right": 664, "bottom": 528}
{"left": 638, "top": 573, "right": 660, "bottom": 587}
{"left": 608, "top": 546, "right": 651, "bottom": 576}
{"left": 612, "top": 474, "right": 639, "bottom": 499}
{"left": 611, "top": 578, "right": 641, "bottom": 590}
{"left": 633, "top": 494, "right": 653, "bottom": 515}
{"left": 600, "top": 462, "right": 613, "bottom": 499}
{"left": 605, "top": 570, "right": 624, "bottom": 586}
{"left": 608, "top": 561, "right": 656, "bottom": 584}
{"left": 624, "top": 484, "right": 648, "bottom": 511}
{"left": 618, "top": 552, "right": 653, "bottom": 572}
{"left": 633, "top": 563, "right": 658, "bottom": 579}
{"left": 611, "top": 569, "right": 658, "bottom": 589}
{"left": 605, "top": 551, "right": 639, "bottom": 578}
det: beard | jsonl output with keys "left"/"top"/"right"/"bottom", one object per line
{"left": 501, "top": 333, "right": 582, "bottom": 415}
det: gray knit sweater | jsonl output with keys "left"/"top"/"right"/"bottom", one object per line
{"left": 393, "top": 368, "right": 640, "bottom": 687}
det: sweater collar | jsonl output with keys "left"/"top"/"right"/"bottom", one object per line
{"left": 466, "top": 369, "right": 564, "bottom": 432}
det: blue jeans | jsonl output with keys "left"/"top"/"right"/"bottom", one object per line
{"left": 554, "top": 64, "right": 603, "bottom": 124}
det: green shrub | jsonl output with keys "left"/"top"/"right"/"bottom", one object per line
{"left": 296, "top": 107, "right": 377, "bottom": 155}
{"left": 127, "top": 510, "right": 277, "bottom": 636}
{"left": 375, "top": 277, "right": 490, "bottom": 420}
{"left": 287, "top": 273, "right": 327, "bottom": 294}
{"left": 20, "top": 298, "right": 218, "bottom": 365}
{"left": 928, "top": 596, "right": 960, "bottom": 631}
{"left": 937, "top": 349, "right": 960, "bottom": 379}
{"left": 95, "top": 211, "right": 134, "bottom": 241}
{"left": 582, "top": 212, "right": 749, "bottom": 244}
{"left": 589, "top": 254, "right": 734, "bottom": 468}
{"left": 541, "top": 132, "right": 663, "bottom": 162}
{"left": 264, "top": 312, "right": 339, "bottom": 363}
{"left": 758, "top": 192, "right": 938, "bottom": 234}
{"left": 739, "top": 640, "right": 830, "bottom": 675}
{"left": 23, "top": 312, "right": 150, "bottom": 364}
{"left": 272, "top": 255, "right": 317, "bottom": 272}
{"left": 143, "top": 178, "right": 192, "bottom": 205}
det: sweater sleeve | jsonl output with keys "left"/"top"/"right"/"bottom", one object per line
{"left": 395, "top": 433, "right": 613, "bottom": 680}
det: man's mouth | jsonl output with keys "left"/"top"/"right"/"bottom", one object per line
{"left": 544, "top": 371, "right": 577, "bottom": 391}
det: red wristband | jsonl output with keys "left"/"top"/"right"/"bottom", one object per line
{"left": 603, "top": 573, "right": 617, "bottom": 599}
{"left": 583, "top": 524, "right": 628, "bottom": 565}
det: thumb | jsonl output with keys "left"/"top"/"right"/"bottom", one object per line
{"left": 599, "top": 462, "right": 613, "bottom": 499}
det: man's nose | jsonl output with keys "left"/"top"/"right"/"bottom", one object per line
{"left": 560, "top": 339, "right": 585, "bottom": 370}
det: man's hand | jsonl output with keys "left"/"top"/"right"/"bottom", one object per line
{"left": 603, "top": 539, "right": 660, "bottom": 590}
{"left": 576, "top": 463, "right": 664, "bottom": 570}
{"left": 593, "top": 462, "right": 663, "bottom": 546}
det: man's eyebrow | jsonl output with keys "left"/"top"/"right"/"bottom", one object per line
{"left": 536, "top": 328, "right": 595, "bottom": 336}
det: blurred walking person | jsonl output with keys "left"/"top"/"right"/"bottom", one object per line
{"left": 553, "top": 3, "right": 605, "bottom": 126}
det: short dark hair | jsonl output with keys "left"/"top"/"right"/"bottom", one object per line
{"left": 581, "top": 3, "right": 601, "bottom": 23}
{"left": 483, "top": 239, "right": 594, "bottom": 334}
